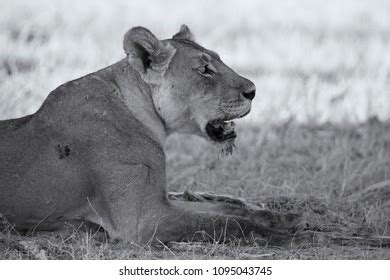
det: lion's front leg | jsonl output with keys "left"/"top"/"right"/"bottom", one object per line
{"left": 88, "top": 157, "right": 300, "bottom": 245}
{"left": 150, "top": 198, "right": 301, "bottom": 246}
{"left": 85, "top": 161, "right": 169, "bottom": 244}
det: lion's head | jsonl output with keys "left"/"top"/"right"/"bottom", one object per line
{"left": 123, "top": 25, "right": 255, "bottom": 153}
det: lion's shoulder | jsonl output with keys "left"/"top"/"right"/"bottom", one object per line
{"left": 39, "top": 65, "right": 124, "bottom": 115}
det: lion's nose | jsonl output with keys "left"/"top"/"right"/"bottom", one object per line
{"left": 242, "top": 85, "right": 256, "bottom": 100}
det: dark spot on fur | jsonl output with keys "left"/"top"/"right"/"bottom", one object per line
{"left": 64, "top": 145, "right": 71, "bottom": 156}
{"left": 56, "top": 144, "right": 71, "bottom": 159}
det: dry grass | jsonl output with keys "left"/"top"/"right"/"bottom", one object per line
{"left": 1, "top": 0, "right": 390, "bottom": 259}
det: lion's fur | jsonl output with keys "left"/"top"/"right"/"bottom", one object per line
{"left": 0, "top": 25, "right": 296, "bottom": 244}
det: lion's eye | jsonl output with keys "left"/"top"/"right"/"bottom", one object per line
{"left": 198, "top": 64, "right": 215, "bottom": 76}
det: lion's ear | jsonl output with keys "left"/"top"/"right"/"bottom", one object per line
{"left": 123, "top": 26, "right": 175, "bottom": 72}
{"left": 172, "top": 24, "right": 194, "bottom": 41}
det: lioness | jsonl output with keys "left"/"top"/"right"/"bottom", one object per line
{"left": 0, "top": 25, "right": 296, "bottom": 244}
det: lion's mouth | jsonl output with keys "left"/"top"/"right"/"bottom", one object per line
{"left": 205, "top": 119, "right": 237, "bottom": 142}
{"left": 205, "top": 110, "right": 250, "bottom": 143}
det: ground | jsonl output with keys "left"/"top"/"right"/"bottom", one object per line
{"left": 0, "top": 0, "right": 390, "bottom": 259}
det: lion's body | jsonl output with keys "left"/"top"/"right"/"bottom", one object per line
{"left": 0, "top": 60, "right": 168, "bottom": 241}
{"left": 0, "top": 25, "right": 297, "bottom": 245}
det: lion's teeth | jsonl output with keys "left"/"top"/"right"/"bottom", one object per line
{"left": 222, "top": 121, "right": 235, "bottom": 132}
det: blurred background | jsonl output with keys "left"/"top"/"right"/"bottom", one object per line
{"left": 0, "top": 0, "right": 389, "bottom": 124}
